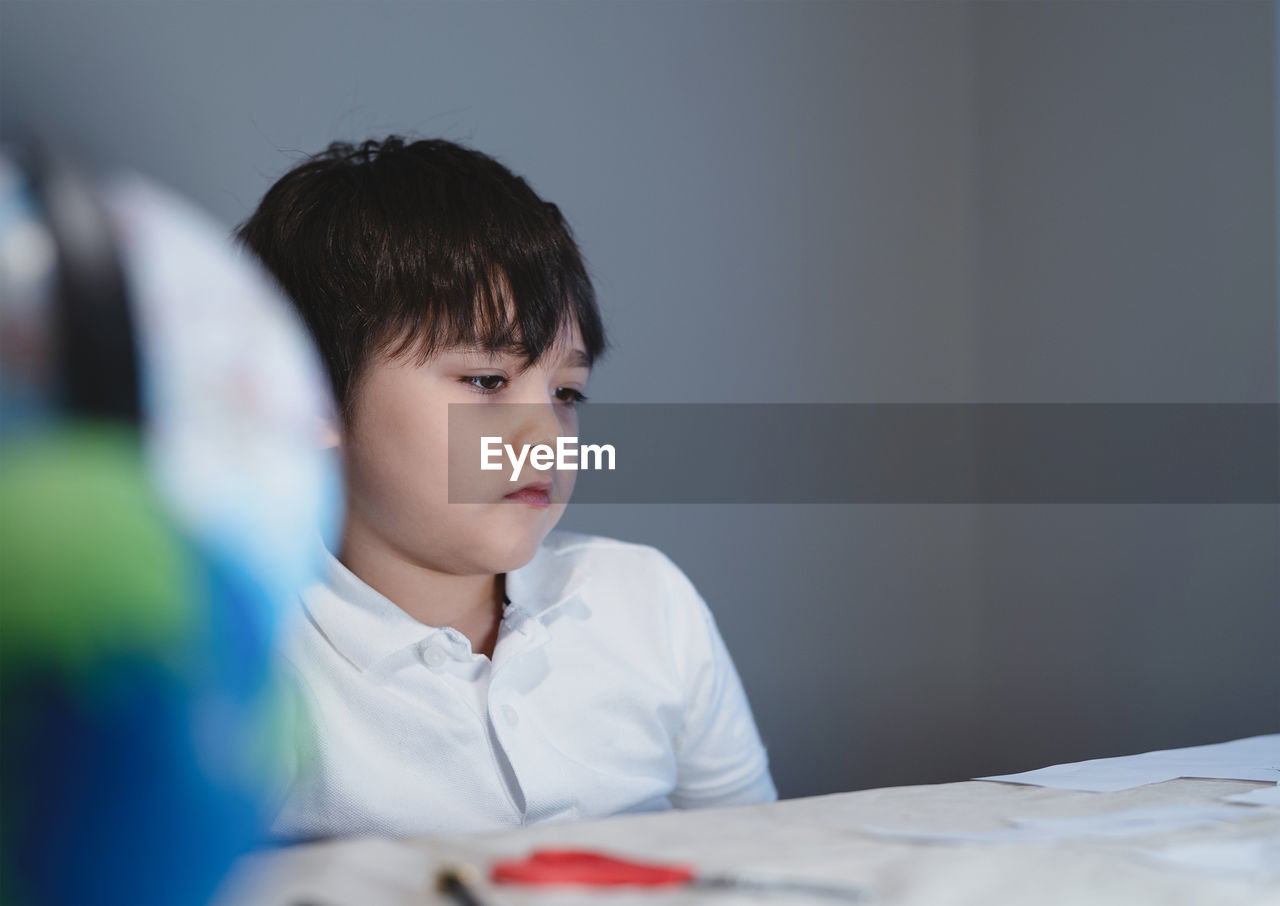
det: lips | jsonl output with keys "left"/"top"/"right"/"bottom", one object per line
{"left": 504, "top": 481, "right": 552, "bottom": 508}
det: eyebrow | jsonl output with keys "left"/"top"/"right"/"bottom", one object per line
{"left": 446, "top": 345, "right": 591, "bottom": 370}
{"left": 559, "top": 347, "right": 591, "bottom": 369}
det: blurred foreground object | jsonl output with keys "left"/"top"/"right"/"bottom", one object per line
{"left": 0, "top": 144, "right": 341, "bottom": 906}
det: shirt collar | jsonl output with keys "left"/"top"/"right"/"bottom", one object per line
{"left": 504, "top": 537, "right": 591, "bottom": 622}
{"left": 301, "top": 543, "right": 440, "bottom": 672}
{"left": 299, "top": 535, "right": 590, "bottom": 673}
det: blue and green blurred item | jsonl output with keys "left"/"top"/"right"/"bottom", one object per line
{"left": 0, "top": 145, "right": 342, "bottom": 906}
{"left": 0, "top": 422, "right": 268, "bottom": 906}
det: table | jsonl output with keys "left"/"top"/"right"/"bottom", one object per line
{"left": 214, "top": 775, "right": 1280, "bottom": 906}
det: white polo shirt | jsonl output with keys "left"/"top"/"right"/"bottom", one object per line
{"left": 270, "top": 530, "right": 777, "bottom": 839}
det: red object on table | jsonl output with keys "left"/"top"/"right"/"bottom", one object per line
{"left": 490, "top": 848, "right": 698, "bottom": 887}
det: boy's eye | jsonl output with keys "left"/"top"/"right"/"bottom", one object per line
{"left": 461, "top": 376, "right": 587, "bottom": 406}
{"left": 555, "top": 387, "right": 589, "bottom": 407}
{"left": 462, "top": 375, "right": 508, "bottom": 393}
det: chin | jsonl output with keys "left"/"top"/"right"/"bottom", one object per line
{"left": 473, "top": 513, "right": 553, "bottom": 572}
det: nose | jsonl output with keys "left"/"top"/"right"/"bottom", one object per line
{"left": 509, "top": 395, "right": 577, "bottom": 456}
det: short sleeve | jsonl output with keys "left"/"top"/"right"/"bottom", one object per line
{"left": 655, "top": 550, "right": 778, "bottom": 809}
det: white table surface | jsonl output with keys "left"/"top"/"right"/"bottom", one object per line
{"left": 213, "top": 777, "right": 1280, "bottom": 906}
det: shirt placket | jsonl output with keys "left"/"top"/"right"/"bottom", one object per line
{"left": 485, "top": 605, "right": 559, "bottom": 823}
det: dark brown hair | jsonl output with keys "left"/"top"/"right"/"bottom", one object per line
{"left": 236, "top": 136, "right": 606, "bottom": 423}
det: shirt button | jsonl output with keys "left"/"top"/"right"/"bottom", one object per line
{"left": 502, "top": 704, "right": 520, "bottom": 728}
{"left": 422, "top": 645, "right": 447, "bottom": 669}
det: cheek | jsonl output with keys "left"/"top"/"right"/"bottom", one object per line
{"left": 546, "top": 499, "right": 569, "bottom": 532}
{"left": 447, "top": 422, "right": 495, "bottom": 502}
{"left": 346, "top": 392, "right": 451, "bottom": 507}
{"left": 557, "top": 465, "right": 578, "bottom": 501}
{"left": 347, "top": 430, "right": 449, "bottom": 523}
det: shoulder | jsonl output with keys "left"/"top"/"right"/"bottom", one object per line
{"left": 540, "top": 530, "right": 696, "bottom": 594}
{"left": 534, "top": 532, "right": 728, "bottom": 698}
{"left": 535, "top": 531, "right": 714, "bottom": 649}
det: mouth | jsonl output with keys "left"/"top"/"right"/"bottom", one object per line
{"left": 503, "top": 481, "right": 552, "bottom": 509}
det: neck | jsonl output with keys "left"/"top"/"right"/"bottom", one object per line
{"left": 337, "top": 522, "right": 506, "bottom": 659}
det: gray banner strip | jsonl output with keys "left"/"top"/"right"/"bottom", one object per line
{"left": 449, "top": 404, "right": 1279, "bottom": 503}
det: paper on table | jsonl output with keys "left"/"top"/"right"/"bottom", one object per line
{"left": 861, "top": 803, "right": 1248, "bottom": 846}
{"left": 212, "top": 837, "right": 431, "bottom": 906}
{"left": 1222, "top": 784, "right": 1280, "bottom": 807}
{"left": 1137, "top": 836, "right": 1280, "bottom": 880}
{"left": 976, "top": 734, "right": 1280, "bottom": 792}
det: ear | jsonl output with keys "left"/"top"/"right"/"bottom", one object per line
{"left": 315, "top": 412, "right": 343, "bottom": 450}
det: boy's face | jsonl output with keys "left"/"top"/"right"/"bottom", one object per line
{"left": 340, "top": 323, "right": 590, "bottom": 577}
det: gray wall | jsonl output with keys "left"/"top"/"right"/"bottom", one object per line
{"left": 2, "top": 1, "right": 1274, "bottom": 799}
{"left": 967, "top": 0, "right": 1278, "bottom": 777}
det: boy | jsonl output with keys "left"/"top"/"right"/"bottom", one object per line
{"left": 237, "top": 137, "right": 776, "bottom": 838}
